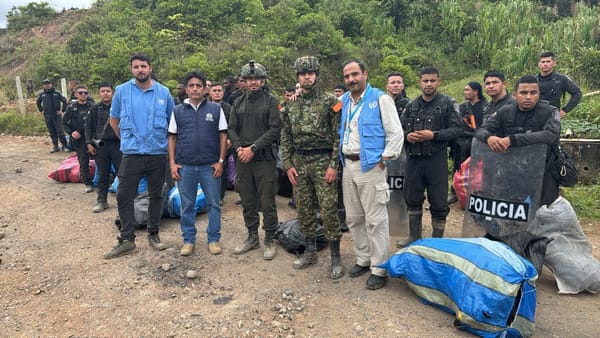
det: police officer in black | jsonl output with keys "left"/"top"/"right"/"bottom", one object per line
{"left": 63, "top": 84, "right": 94, "bottom": 193}
{"left": 36, "top": 79, "right": 68, "bottom": 153}
{"left": 448, "top": 81, "right": 487, "bottom": 204}
{"left": 537, "top": 51, "right": 581, "bottom": 119}
{"left": 398, "top": 67, "right": 462, "bottom": 248}
{"left": 475, "top": 75, "right": 561, "bottom": 206}
{"left": 86, "top": 83, "right": 121, "bottom": 213}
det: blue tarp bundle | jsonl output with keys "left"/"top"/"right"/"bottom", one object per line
{"left": 164, "top": 184, "right": 207, "bottom": 218}
{"left": 381, "top": 238, "right": 538, "bottom": 337}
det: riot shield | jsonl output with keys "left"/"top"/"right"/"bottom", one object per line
{"left": 388, "top": 151, "right": 408, "bottom": 236}
{"left": 462, "top": 140, "right": 546, "bottom": 237}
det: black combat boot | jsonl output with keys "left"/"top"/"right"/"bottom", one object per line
{"left": 233, "top": 231, "right": 260, "bottom": 254}
{"left": 432, "top": 218, "right": 446, "bottom": 238}
{"left": 329, "top": 239, "right": 344, "bottom": 279}
{"left": 396, "top": 211, "right": 422, "bottom": 248}
{"left": 447, "top": 186, "right": 458, "bottom": 204}
{"left": 293, "top": 236, "right": 318, "bottom": 268}
{"left": 263, "top": 231, "right": 277, "bottom": 260}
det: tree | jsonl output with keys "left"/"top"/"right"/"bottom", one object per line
{"left": 6, "top": 2, "right": 58, "bottom": 31}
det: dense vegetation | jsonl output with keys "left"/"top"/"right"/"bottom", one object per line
{"left": 0, "top": 0, "right": 598, "bottom": 218}
{"left": 1, "top": 0, "right": 599, "bottom": 138}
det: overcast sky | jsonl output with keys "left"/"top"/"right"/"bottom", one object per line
{"left": 0, "top": 0, "right": 94, "bottom": 28}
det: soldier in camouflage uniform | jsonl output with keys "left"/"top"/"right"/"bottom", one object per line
{"left": 281, "top": 56, "right": 344, "bottom": 279}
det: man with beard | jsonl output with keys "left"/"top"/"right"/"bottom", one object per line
{"left": 340, "top": 60, "right": 403, "bottom": 290}
{"left": 398, "top": 66, "right": 461, "bottom": 247}
{"left": 281, "top": 56, "right": 344, "bottom": 279}
{"left": 228, "top": 60, "right": 281, "bottom": 260}
{"left": 104, "top": 53, "right": 174, "bottom": 259}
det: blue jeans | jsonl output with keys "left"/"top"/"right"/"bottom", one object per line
{"left": 177, "top": 164, "right": 222, "bottom": 244}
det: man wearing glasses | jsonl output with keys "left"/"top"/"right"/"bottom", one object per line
{"left": 63, "top": 84, "right": 94, "bottom": 193}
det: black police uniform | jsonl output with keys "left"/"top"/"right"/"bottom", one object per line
{"left": 63, "top": 100, "right": 93, "bottom": 186}
{"left": 401, "top": 92, "right": 462, "bottom": 219}
{"left": 475, "top": 101, "right": 561, "bottom": 206}
{"left": 450, "top": 99, "right": 487, "bottom": 172}
{"left": 86, "top": 101, "right": 122, "bottom": 203}
{"left": 536, "top": 71, "right": 581, "bottom": 114}
{"left": 36, "top": 88, "right": 68, "bottom": 149}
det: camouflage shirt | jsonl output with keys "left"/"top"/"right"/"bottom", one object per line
{"left": 281, "top": 87, "right": 341, "bottom": 170}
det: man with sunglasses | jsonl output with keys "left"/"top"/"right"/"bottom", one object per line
{"left": 63, "top": 84, "right": 94, "bottom": 193}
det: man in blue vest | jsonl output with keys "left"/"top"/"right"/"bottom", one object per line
{"left": 168, "top": 71, "right": 227, "bottom": 256}
{"left": 104, "top": 53, "right": 174, "bottom": 259}
{"left": 339, "top": 60, "right": 403, "bottom": 290}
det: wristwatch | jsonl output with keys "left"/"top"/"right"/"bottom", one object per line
{"left": 219, "top": 159, "right": 224, "bottom": 163}
{"left": 250, "top": 144, "right": 257, "bottom": 153}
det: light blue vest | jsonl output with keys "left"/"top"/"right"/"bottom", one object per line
{"left": 339, "top": 84, "right": 386, "bottom": 172}
{"left": 111, "top": 79, "right": 173, "bottom": 155}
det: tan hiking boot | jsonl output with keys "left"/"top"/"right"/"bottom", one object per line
{"left": 180, "top": 243, "right": 194, "bottom": 256}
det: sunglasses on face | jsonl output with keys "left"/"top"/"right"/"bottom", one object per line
{"left": 78, "top": 91, "right": 88, "bottom": 95}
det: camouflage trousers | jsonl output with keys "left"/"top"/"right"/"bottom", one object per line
{"left": 293, "top": 154, "right": 341, "bottom": 240}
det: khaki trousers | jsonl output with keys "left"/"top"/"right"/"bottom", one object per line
{"left": 342, "top": 159, "right": 390, "bottom": 277}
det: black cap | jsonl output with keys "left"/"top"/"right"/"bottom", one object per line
{"left": 42, "top": 79, "right": 52, "bottom": 84}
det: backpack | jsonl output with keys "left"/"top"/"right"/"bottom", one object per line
{"left": 548, "top": 145, "right": 578, "bottom": 187}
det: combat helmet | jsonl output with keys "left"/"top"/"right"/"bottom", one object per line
{"left": 240, "top": 60, "right": 267, "bottom": 78}
{"left": 294, "top": 56, "right": 320, "bottom": 76}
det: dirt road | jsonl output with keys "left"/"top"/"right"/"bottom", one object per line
{"left": 1, "top": 135, "right": 598, "bottom": 337}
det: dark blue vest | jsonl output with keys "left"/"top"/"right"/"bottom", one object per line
{"left": 173, "top": 100, "right": 222, "bottom": 165}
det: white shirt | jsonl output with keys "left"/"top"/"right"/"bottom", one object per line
{"left": 342, "top": 90, "right": 404, "bottom": 159}
{"left": 168, "top": 99, "right": 228, "bottom": 134}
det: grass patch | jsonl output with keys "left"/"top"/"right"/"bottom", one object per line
{"left": 561, "top": 184, "right": 600, "bottom": 222}
{"left": 0, "top": 110, "right": 47, "bottom": 136}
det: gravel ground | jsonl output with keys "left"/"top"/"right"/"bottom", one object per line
{"left": 1, "top": 135, "right": 599, "bottom": 337}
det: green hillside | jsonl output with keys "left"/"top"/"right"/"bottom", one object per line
{"left": 1, "top": 0, "right": 599, "bottom": 136}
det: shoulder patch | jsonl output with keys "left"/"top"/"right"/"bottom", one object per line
{"left": 332, "top": 101, "right": 342, "bottom": 113}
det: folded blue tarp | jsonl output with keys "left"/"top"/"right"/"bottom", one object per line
{"left": 381, "top": 238, "right": 538, "bottom": 337}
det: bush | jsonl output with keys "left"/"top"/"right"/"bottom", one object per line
{"left": 0, "top": 110, "right": 47, "bottom": 136}
{"left": 562, "top": 184, "right": 600, "bottom": 221}
{"left": 562, "top": 95, "right": 600, "bottom": 138}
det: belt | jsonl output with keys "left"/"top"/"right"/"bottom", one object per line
{"left": 294, "top": 148, "right": 332, "bottom": 156}
{"left": 343, "top": 153, "right": 360, "bottom": 161}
